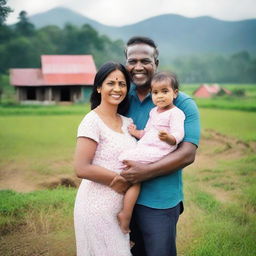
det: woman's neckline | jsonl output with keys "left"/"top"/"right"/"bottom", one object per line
{"left": 92, "top": 110, "right": 125, "bottom": 135}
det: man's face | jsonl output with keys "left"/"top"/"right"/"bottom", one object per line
{"left": 126, "top": 44, "right": 158, "bottom": 88}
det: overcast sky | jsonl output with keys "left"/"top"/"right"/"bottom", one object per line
{"left": 7, "top": 0, "right": 256, "bottom": 26}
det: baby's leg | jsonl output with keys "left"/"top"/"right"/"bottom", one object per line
{"left": 118, "top": 183, "right": 140, "bottom": 234}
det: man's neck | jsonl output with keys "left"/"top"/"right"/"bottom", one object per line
{"left": 136, "top": 85, "right": 150, "bottom": 102}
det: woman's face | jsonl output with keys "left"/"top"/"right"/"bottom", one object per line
{"left": 98, "top": 69, "right": 128, "bottom": 106}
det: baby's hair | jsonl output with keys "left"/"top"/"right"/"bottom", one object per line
{"left": 151, "top": 72, "right": 179, "bottom": 90}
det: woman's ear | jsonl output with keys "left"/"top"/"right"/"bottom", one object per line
{"left": 97, "top": 88, "right": 101, "bottom": 93}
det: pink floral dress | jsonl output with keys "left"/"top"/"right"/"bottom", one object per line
{"left": 74, "top": 111, "right": 137, "bottom": 256}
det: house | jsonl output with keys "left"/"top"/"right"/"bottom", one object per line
{"left": 10, "top": 55, "right": 97, "bottom": 104}
{"left": 193, "top": 84, "right": 232, "bottom": 98}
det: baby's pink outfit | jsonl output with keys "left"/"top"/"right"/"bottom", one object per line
{"left": 119, "top": 106, "right": 185, "bottom": 164}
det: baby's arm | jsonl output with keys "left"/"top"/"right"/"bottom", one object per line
{"left": 158, "top": 131, "right": 177, "bottom": 145}
{"left": 128, "top": 124, "right": 145, "bottom": 139}
{"left": 117, "top": 183, "right": 140, "bottom": 234}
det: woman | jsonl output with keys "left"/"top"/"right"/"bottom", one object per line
{"left": 74, "top": 62, "right": 137, "bottom": 256}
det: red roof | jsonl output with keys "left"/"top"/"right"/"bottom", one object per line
{"left": 10, "top": 55, "right": 97, "bottom": 86}
{"left": 193, "top": 84, "right": 232, "bottom": 98}
{"left": 10, "top": 69, "right": 44, "bottom": 86}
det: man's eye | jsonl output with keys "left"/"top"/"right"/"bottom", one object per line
{"left": 142, "top": 60, "right": 151, "bottom": 64}
{"left": 128, "top": 60, "right": 136, "bottom": 65}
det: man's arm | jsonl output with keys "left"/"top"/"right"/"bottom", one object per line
{"left": 121, "top": 141, "right": 197, "bottom": 183}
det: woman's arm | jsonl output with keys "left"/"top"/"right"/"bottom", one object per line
{"left": 74, "top": 137, "right": 131, "bottom": 193}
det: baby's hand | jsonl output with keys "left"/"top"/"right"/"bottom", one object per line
{"left": 128, "top": 123, "right": 137, "bottom": 135}
{"left": 158, "top": 130, "right": 169, "bottom": 142}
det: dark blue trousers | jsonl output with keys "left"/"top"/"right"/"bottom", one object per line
{"left": 130, "top": 202, "right": 183, "bottom": 256}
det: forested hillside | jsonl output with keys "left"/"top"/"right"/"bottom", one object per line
{"left": 0, "top": 9, "right": 256, "bottom": 83}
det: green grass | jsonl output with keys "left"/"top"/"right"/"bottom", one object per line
{"left": 0, "top": 115, "right": 83, "bottom": 162}
{"left": 0, "top": 188, "right": 76, "bottom": 255}
{"left": 0, "top": 104, "right": 90, "bottom": 116}
{"left": 200, "top": 109, "right": 256, "bottom": 141}
{"left": 1, "top": 101, "right": 256, "bottom": 255}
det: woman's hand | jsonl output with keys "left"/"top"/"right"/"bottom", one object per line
{"left": 109, "top": 175, "right": 131, "bottom": 194}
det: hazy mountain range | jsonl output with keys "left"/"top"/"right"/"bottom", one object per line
{"left": 29, "top": 7, "right": 256, "bottom": 59}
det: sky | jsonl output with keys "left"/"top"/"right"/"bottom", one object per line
{"left": 6, "top": 0, "right": 256, "bottom": 26}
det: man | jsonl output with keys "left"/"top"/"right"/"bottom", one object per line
{"left": 121, "top": 36, "right": 200, "bottom": 256}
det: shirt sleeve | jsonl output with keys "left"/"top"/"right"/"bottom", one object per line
{"left": 77, "top": 112, "right": 100, "bottom": 143}
{"left": 169, "top": 108, "right": 185, "bottom": 144}
{"left": 179, "top": 98, "right": 201, "bottom": 146}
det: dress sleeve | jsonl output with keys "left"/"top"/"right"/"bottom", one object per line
{"left": 169, "top": 108, "right": 185, "bottom": 144}
{"left": 144, "top": 108, "right": 154, "bottom": 132}
{"left": 77, "top": 112, "right": 100, "bottom": 143}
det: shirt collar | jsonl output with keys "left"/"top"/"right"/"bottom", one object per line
{"left": 129, "top": 83, "right": 152, "bottom": 101}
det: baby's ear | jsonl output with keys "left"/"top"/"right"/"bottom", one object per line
{"left": 174, "top": 89, "right": 179, "bottom": 98}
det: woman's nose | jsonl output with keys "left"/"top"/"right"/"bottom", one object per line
{"left": 113, "top": 84, "right": 121, "bottom": 91}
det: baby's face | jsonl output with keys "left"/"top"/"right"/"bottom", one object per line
{"left": 151, "top": 81, "right": 178, "bottom": 110}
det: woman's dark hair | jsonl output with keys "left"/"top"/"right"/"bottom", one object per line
{"left": 151, "top": 71, "right": 179, "bottom": 90}
{"left": 90, "top": 61, "right": 130, "bottom": 115}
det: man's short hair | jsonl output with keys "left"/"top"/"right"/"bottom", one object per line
{"left": 125, "top": 36, "right": 159, "bottom": 61}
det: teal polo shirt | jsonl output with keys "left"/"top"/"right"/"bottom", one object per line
{"left": 126, "top": 84, "right": 200, "bottom": 209}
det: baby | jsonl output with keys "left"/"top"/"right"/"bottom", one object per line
{"left": 117, "top": 71, "right": 185, "bottom": 234}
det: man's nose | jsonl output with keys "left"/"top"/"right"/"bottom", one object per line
{"left": 134, "top": 62, "right": 144, "bottom": 70}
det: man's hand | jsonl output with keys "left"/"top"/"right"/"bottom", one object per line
{"left": 109, "top": 175, "right": 131, "bottom": 194}
{"left": 120, "top": 160, "right": 150, "bottom": 184}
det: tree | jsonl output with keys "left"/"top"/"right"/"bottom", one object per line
{"left": 15, "top": 10, "right": 35, "bottom": 36}
{"left": 0, "top": 0, "right": 12, "bottom": 25}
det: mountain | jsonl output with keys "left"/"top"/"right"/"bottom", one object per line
{"left": 29, "top": 7, "right": 256, "bottom": 59}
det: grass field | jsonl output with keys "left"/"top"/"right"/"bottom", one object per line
{"left": 0, "top": 98, "right": 256, "bottom": 255}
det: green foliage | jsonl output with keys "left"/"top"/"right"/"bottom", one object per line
{"left": 0, "top": 18, "right": 124, "bottom": 74}
{"left": 0, "top": 0, "right": 12, "bottom": 25}
{"left": 1, "top": 15, "right": 256, "bottom": 82}
{"left": 232, "top": 88, "right": 245, "bottom": 97}
{"left": 163, "top": 52, "right": 256, "bottom": 83}
{"left": 15, "top": 11, "right": 35, "bottom": 37}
